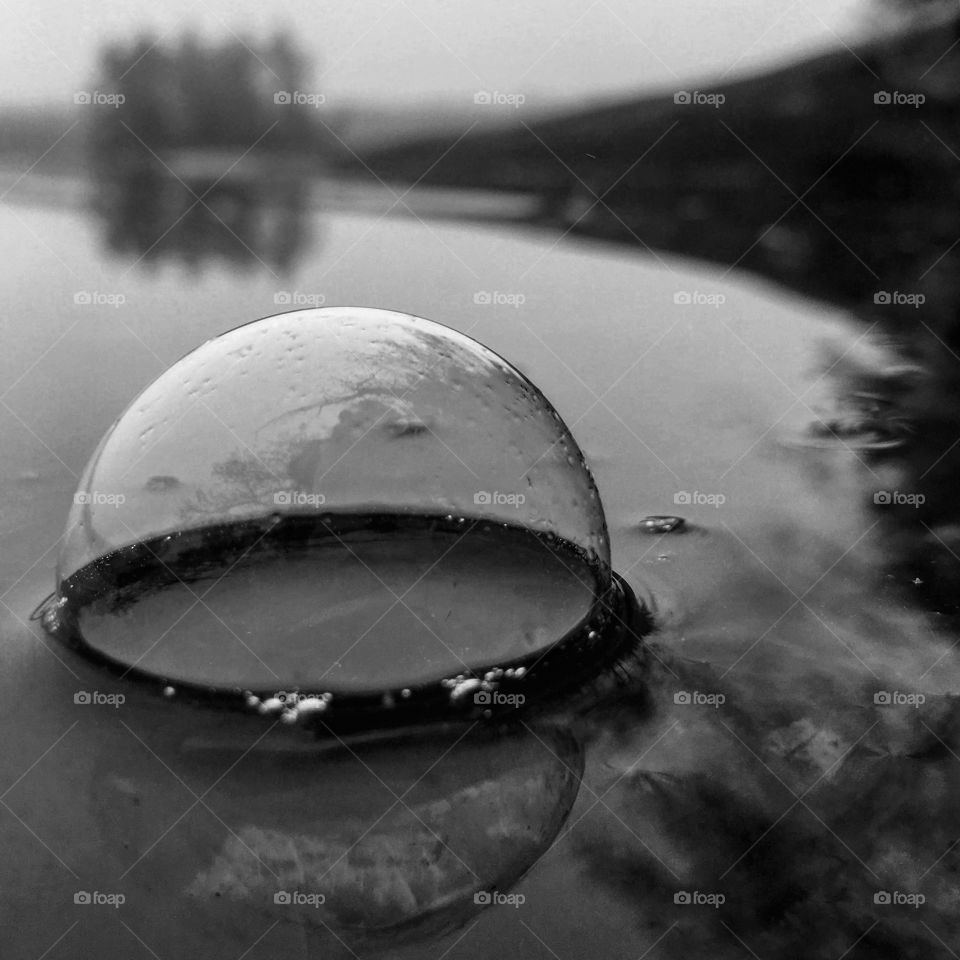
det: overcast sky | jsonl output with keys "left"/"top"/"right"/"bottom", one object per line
{"left": 5, "top": 0, "right": 868, "bottom": 107}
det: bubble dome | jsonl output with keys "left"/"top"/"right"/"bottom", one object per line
{"left": 44, "top": 307, "right": 645, "bottom": 730}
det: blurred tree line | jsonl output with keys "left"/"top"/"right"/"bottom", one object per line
{"left": 91, "top": 32, "right": 338, "bottom": 164}
{"left": 84, "top": 32, "right": 333, "bottom": 272}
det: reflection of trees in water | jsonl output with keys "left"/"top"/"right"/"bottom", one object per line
{"left": 783, "top": 317, "right": 960, "bottom": 620}
{"left": 831, "top": 332, "right": 960, "bottom": 619}
{"left": 92, "top": 165, "right": 312, "bottom": 273}
{"left": 85, "top": 30, "right": 341, "bottom": 273}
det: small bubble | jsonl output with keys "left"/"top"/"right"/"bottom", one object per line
{"left": 296, "top": 698, "right": 327, "bottom": 717}
{"left": 163, "top": 685, "right": 176, "bottom": 698}
{"left": 450, "top": 678, "right": 481, "bottom": 701}
{"left": 638, "top": 516, "right": 685, "bottom": 534}
{"left": 400, "top": 688, "right": 412, "bottom": 699}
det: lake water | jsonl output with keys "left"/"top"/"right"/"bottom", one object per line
{"left": 2, "top": 183, "right": 959, "bottom": 958}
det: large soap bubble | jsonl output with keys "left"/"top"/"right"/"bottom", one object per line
{"left": 43, "top": 308, "right": 645, "bottom": 730}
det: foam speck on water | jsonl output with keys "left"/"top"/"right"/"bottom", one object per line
{"left": 451, "top": 678, "right": 482, "bottom": 701}
{"left": 296, "top": 697, "right": 327, "bottom": 717}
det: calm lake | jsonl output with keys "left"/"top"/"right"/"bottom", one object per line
{"left": 1, "top": 179, "right": 958, "bottom": 959}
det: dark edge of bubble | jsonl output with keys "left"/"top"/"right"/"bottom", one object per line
{"left": 43, "top": 513, "right": 651, "bottom": 736}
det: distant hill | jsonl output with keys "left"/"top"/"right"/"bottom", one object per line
{"left": 0, "top": 107, "right": 81, "bottom": 175}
